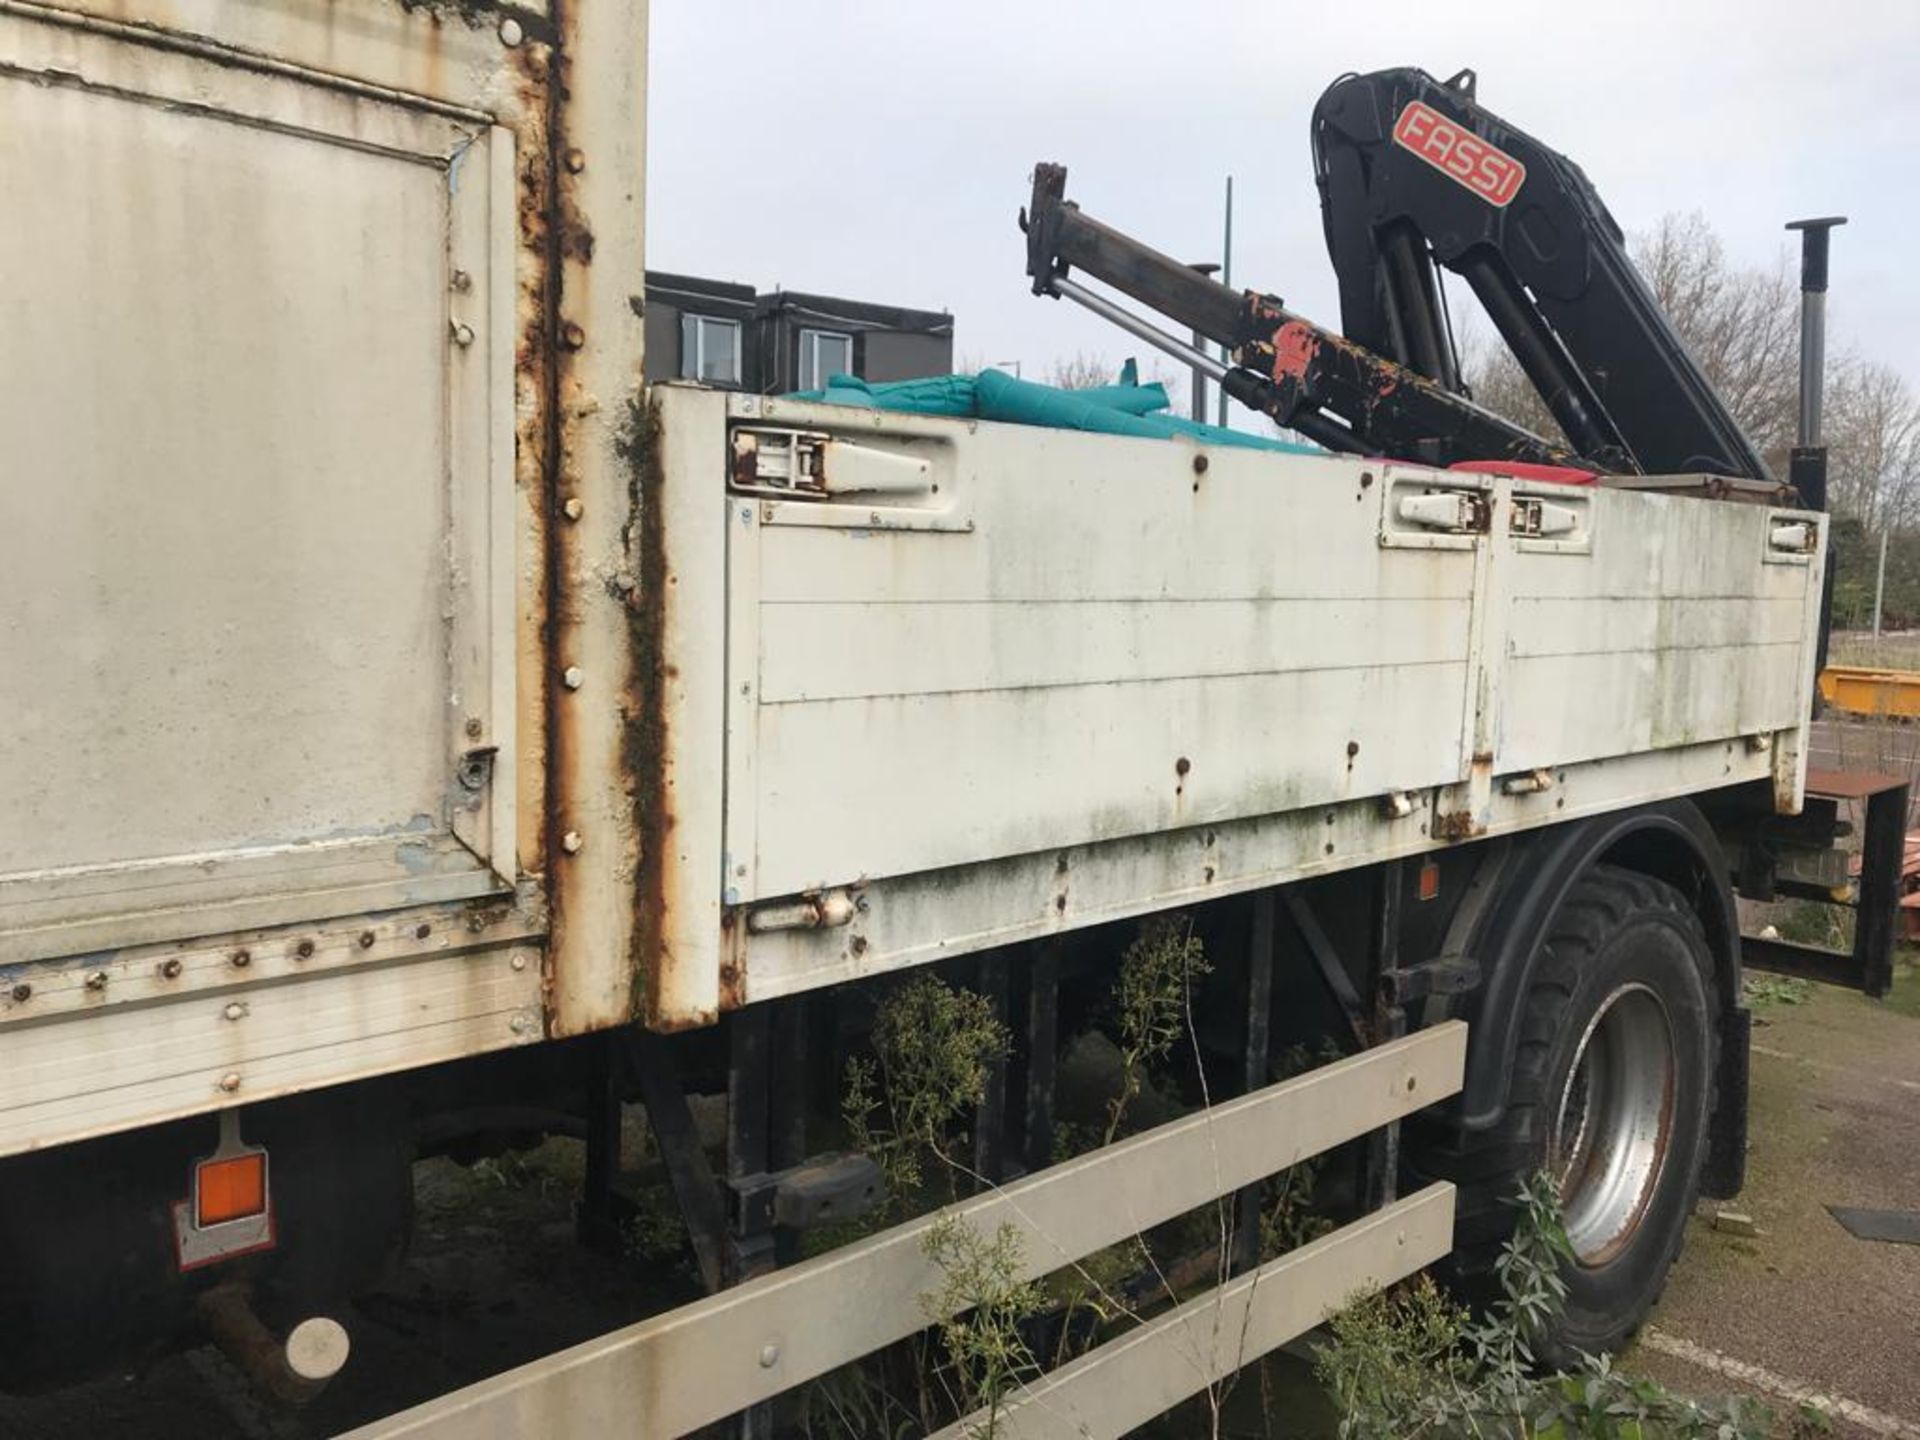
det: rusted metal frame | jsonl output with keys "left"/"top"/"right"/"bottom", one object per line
{"left": 1742, "top": 775, "right": 1909, "bottom": 998}
{"left": 929, "top": 1185, "right": 1455, "bottom": 1440}
{"left": 630, "top": 1034, "right": 727, "bottom": 1297}
{"left": 972, "top": 951, "right": 1012, "bottom": 1188}
{"left": 1022, "top": 940, "right": 1062, "bottom": 1175}
{"left": 345, "top": 1024, "right": 1466, "bottom": 1440}
{"left": 1281, "top": 889, "right": 1369, "bottom": 1050}
{"left": 1363, "top": 860, "right": 1409, "bottom": 1211}
{"left": 1231, "top": 889, "right": 1276, "bottom": 1276}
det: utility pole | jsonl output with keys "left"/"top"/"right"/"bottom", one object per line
{"left": 1874, "top": 527, "right": 1889, "bottom": 641}
{"left": 1217, "top": 176, "right": 1234, "bottom": 430}
{"left": 1187, "top": 262, "right": 1221, "bottom": 422}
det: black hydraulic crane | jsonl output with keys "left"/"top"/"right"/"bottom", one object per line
{"left": 1020, "top": 66, "right": 1775, "bottom": 484}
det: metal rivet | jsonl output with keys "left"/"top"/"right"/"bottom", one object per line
{"left": 218, "top": 1073, "right": 242, "bottom": 1093}
{"left": 85, "top": 970, "right": 109, "bottom": 991}
{"left": 416, "top": 923, "right": 433, "bottom": 940}
{"left": 10, "top": 983, "right": 31, "bottom": 1003}
{"left": 498, "top": 16, "right": 524, "bottom": 46}
{"left": 561, "top": 830, "right": 584, "bottom": 854}
{"left": 294, "top": 939, "right": 315, "bottom": 960}
{"left": 509, "top": 1012, "right": 535, "bottom": 1035}
{"left": 563, "top": 665, "right": 585, "bottom": 690}
{"left": 759, "top": 1344, "right": 780, "bottom": 1369}
{"left": 562, "top": 496, "right": 585, "bottom": 521}
{"left": 224, "top": 1002, "right": 246, "bottom": 1022}
{"left": 230, "top": 949, "right": 251, "bottom": 969}
{"left": 451, "top": 269, "right": 472, "bottom": 293}
{"left": 560, "top": 321, "right": 586, "bottom": 351}
{"left": 160, "top": 959, "right": 184, "bottom": 980}
{"left": 563, "top": 148, "right": 587, "bottom": 174}
{"left": 1192, "top": 454, "right": 1208, "bottom": 475}
{"left": 510, "top": 954, "right": 528, "bottom": 972}
{"left": 452, "top": 321, "right": 476, "bottom": 348}
{"left": 1404, "top": 1074, "right": 1418, "bottom": 1093}
{"left": 359, "top": 931, "right": 377, "bottom": 950}
{"left": 466, "top": 715, "right": 486, "bottom": 739}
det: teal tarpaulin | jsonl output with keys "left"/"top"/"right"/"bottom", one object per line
{"left": 789, "top": 367, "right": 1317, "bottom": 455}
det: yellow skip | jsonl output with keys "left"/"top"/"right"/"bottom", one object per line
{"left": 1819, "top": 665, "right": 1920, "bottom": 719}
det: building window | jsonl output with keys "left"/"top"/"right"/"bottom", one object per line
{"left": 680, "top": 314, "right": 742, "bottom": 385}
{"left": 798, "top": 329, "right": 854, "bottom": 390}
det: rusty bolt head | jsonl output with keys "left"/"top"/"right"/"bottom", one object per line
{"left": 560, "top": 321, "right": 586, "bottom": 351}
{"left": 294, "top": 939, "right": 316, "bottom": 960}
{"left": 218, "top": 1072, "right": 242, "bottom": 1093}
{"left": 415, "top": 923, "right": 433, "bottom": 940}
{"left": 510, "top": 954, "right": 528, "bottom": 972}
{"left": 1346, "top": 740, "right": 1360, "bottom": 758}
{"left": 230, "top": 948, "right": 251, "bottom": 969}
{"left": 160, "top": 958, "right": 184, "bottom": 980}
{"left": 562, "top": 665, "right": 585, "bottom": 690}
{"left": 358, "top": 930, "right": 377, "bottom": 950}
{"left": 563, "top": 148, "right": 587, "bottom": 174}
{"left": 85, "top": 970, "right": 109, "bottom": 991}
{"left": 466, "top": 716, "right": 486, "bottom": 739}
{"left": 1174, "top": 756, "right": 1192, "bottom": 778}
{"left": 10, "top": 983, "right": 31, "bottom": 1003}
{"left": 451, "top": 321, "right": 476, "bottom": 348}
{"left": 497, "top": 16, "right": 524, "bottom": 46}
{"left": 562, "top": 496, "right": 585, "bottom": 522}
{"left": 1192, "top": 454, "right": 1209, "bottom": 475}
{"left": 561, "top": 830, "right": 584, "bottom": 855}
{"left": 1360, "top": 471, "right": 1375, "bottom": 489}
{"left": 224, "top": 1002, "right": 246, "bottom": 1022}
{"left": 451, "top": 269, "right": 473, "bottom": 293}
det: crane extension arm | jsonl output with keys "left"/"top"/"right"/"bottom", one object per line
{"left": 1311, "top": 67, "right": 1770, "bottom": 480}
{"left": 1021, "top": 163, "right": 1581, "bottom": 468}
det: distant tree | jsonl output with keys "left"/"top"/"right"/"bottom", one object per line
{"left": 1048, "top": 352, "right": 1116, "bottom": 390}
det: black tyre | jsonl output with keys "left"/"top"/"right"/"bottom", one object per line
{"left": 1408, "top": 864, "right": 1718, "bottom": 1357}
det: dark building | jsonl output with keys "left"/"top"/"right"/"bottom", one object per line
{"left": 643, "top": 270, "right": 952, "bottom": 394}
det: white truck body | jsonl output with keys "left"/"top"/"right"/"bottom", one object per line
{"left": 0, "top": 0, "right": 1820, "bottom": 1160}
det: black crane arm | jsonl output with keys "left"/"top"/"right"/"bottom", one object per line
{"left": 1312, "top": 67, "right": 1771, "bottom": 480}
{"left": 1021, "top": 163, "right": 1583, "bottom": 468}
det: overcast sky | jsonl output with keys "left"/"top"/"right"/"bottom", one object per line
{"left": 647, "top": 1, "right": 1920, "bottom": 401}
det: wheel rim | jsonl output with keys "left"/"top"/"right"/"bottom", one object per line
{"left": 1549, "top": 982, "right": 1676, "bottom": 1266}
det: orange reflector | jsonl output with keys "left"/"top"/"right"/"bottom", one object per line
{"left": 196, "top": 1151, "right": 267, "bottom": 1227}
{"left": 1417, "top": 859, "right": 1441, "bottom": 903}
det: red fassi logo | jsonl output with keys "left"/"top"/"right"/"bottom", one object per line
{"left": 1392, "top": 101, "right": 1526, "bottom": 208}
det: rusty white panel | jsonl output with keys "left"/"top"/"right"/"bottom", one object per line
{"left": 0, "top": 9, "right": 516, "bottom": 951}
{"left": 343, "top": 1024, "right": 1465, "bottom": 1440}
{"left": 0, "top": 943, "right": 544, "bottom": 1154}
{"left": 725, "top": 397, "right": 1479, "bottom": 902}
{"left": 1500, "top": 488, "right": 1822, "bottom": 772}
{"left": 741, "top": 736, "right": 1780, "bottom": 1003}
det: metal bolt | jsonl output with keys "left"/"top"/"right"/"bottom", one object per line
{"left": 509, "top": 1011, "right": 535, "bottom": 1035}
{"left": 466, "top": 715, "right": 486, "bottom": 739}
{"left": 498, "top": 16, "right": 524, "bottom": 46}
{"left": 510, "top": 954, "right": 528, "bottom": 972}
{"left": 160, "top": 959, "right": 183, "bottom": 980}
{"left": 85, "top": 970, "right": 109, "bottom": 991}
{"left": 562, "top": 496, "right": 585, "bottom": 521}
{"left": 560, "top": 321, "right": 586, "bottom": 351}
{"left": 451, "top": 269, "right": 472, "bottom": 293}
{"left": 1192, "top": 454, "right": 1209, "bottom": 475}
{"left": 759, "top": 1344, "right": 780, "bottom": 1369}
{"left": 561, "top": 830, "right": 584, "bottom": 854}
{"left": 10, "top": 983, "right": 30, "bottom": 1003}
{"left": 562, "top": 665, "right": 585, "bottom": 690}
{"left": 218, "top": 1072, "right": 242, "bottom": 1093}
{"left": 452, "top": 321, "right": 476, "bottom": 348}
{"left": 294, "top": 939, "right": 315, "bottom": 960}
{"left": 359, "top": 930, "right": 377, "bottom": 950}
{"left": 230, "top": 948, "right": 251, "bottom": 969}
{"left": 563, "top": 148, "right": 587, "bottom": 174}
{"left": 416, "top": 923, "right": 433, "bottom": 940}
{"left": 224, "top": 1002, "right": 247, "bottom": 1022}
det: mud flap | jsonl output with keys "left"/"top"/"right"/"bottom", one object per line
{"left": 1701, "top": 1003, "right": 1750, "bottom": 1201}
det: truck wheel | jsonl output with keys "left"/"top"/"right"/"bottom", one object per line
{"left": 1413, "top": 864, "right": 1718, "bottom": 1358}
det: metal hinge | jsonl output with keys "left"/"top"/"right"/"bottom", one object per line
{"left": 1397, "top": 489, "right": 1491, "bottom": 534}
{"left": 730, "top": 427, "right": 933, "bottom": 500}
{"left": 1768, "top": 521, "right": 1816, "bottom": 554}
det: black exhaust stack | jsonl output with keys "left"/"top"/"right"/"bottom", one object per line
{"left": 1786, "top": 215, "right": 1845, "bottom": 700}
